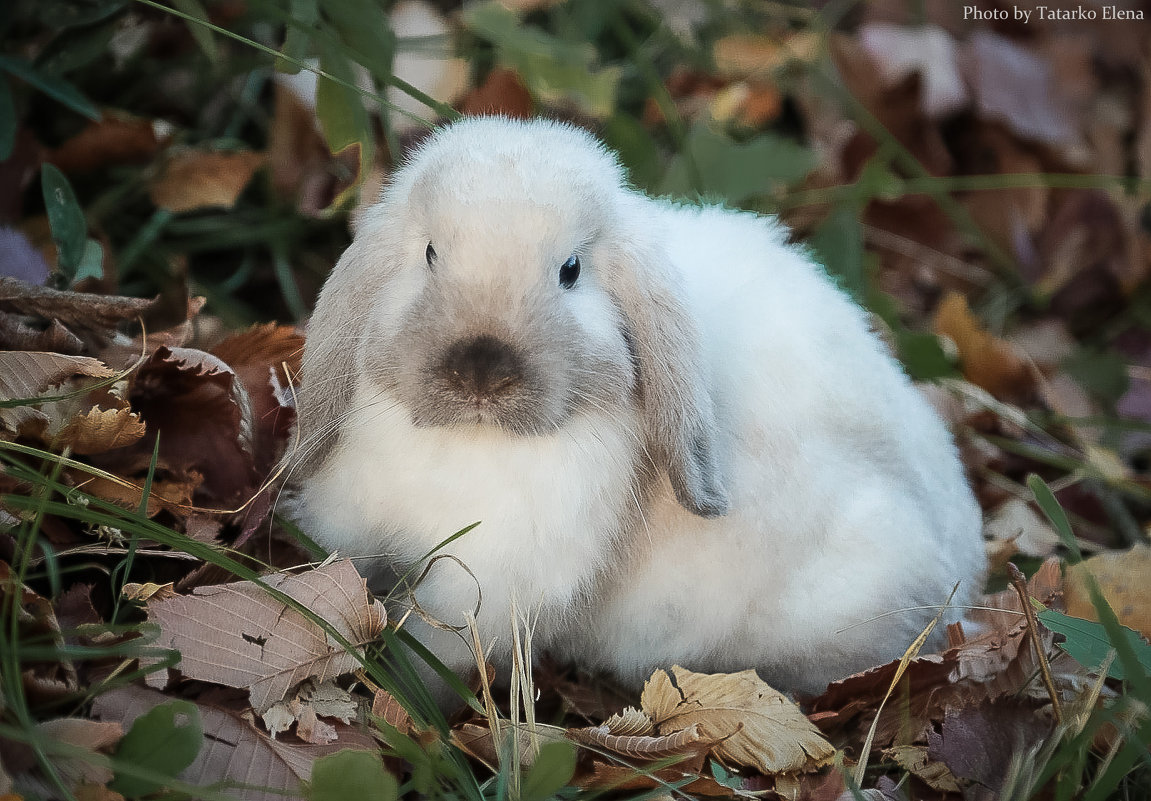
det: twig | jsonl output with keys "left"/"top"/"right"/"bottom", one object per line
{"left": 1007, "top": 562, "right": 1064, "bottom": 725}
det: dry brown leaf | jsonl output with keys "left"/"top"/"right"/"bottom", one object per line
{"left": 603, "top": 706, "right": 653, "bottom": 736}
{"left": 0, "top": 351, "right": 113, "bottom": 399}
{"left": 121, "top": 582, "right": 177, "bottom": 603}
{"left": 260, "top": 680, "right": 357, "bottom": 744}
{"left": 147, "top": 560, "right": 386, "bottom": 713}
{"left": 576, "top": 760, "right": 734, "bottom": 797}
{"left": 568, "top": 721, "right": 715, "bottom": 761}
{"left": 114, "top": 345, "right": 257, "bottom": 504}
{"left": 48, "top": 115, "right": 164, "bottom": 174}
{"left": 82, "top": 473, "right": 201, "bottom": 518}
{"left": 29, "top": 718, "right": 122, "bottom": 788}
{"left": 641, "top": 665, "right": 835, "bottom": 775}
{"left": 884, "top": 744, "right": 962, "bottom": 793}
{"left": 371, "top": 688, "right": 414, "bottom": 735}
{"left": 149, "top": 150, "right": 265, "bottom": 213}
{"left": 210, "top": 323, "right": 303, "bottom": 470}
{"left": 92, "top": 684, "right": 377, "bottom": 801}
{"left": 55, "top": 406, "right": 146, "bottom": 454}
{"left": 712, "top": 32, "right": 820, "bottom": 79}
{"left": 1064, "top": 545, "right": 1151, "bottom": 639}
{"left": 933, "top": 290, "right": 1032, "bottom": 400}
{"left": 451, "top": 722, "right": 569, "bottom": 770}
{"left": 74, "top": 783, "right": 126, "bottom": 801}
{"left": 0, "top": 278, "right": 155, "bottom": 335}
{"left": 461, "top": 67, "right": 534, "bottom": 118}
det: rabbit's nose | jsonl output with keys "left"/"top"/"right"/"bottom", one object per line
{"left": 440, "top": 335, "right": 524, "bottom": 401}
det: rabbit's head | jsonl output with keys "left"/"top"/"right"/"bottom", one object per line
{"left": 296, "top": 117, "right": 729, "bottom": 517}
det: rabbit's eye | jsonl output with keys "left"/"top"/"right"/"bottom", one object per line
{"left": 426, "top": 242, "right": 437, "bottom": 267}
{"left": 559, "top": 255, "right": 580, "bottom": 288}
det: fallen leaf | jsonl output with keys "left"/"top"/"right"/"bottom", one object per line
{"left": 149, "top": 149, "right": 265, "bottom": 213}
{"left": 926, "top": 702, "right": 1054, "bottom": 794}
{"left": 370, "top": 688, "right": 414, "bottom": 735}
{"left": 933, "top": 290, "right": 1033, "bottom": 401}
{"left": 712, "top": 31, "right": 820, "bottom": 79}
{"left": 858, "top": 23, "right": 968, "bottom": 118}
{"left": 54, "top": 406, "right": 147, "bottom": 454}
{"left": 575, "top": 760, "right": 734, "bottom": 797}
{"left": 961, "top": 30, "right": 1082, "bottom": 149}
{"left": 1064, "top": 545, "right": 1151, "bottom": 639}
{"left": 121, "top": 582, "right": 177, "bottom": 603}
{"left": 48, "top": 115, "right": 165, "bottom": 174}
{"left": 0, "top": 277, "right": 155, "bottom": 340}
{"left": 641, "top": 666, "right": 835, "bottom": 775}
{"left": 115, "top": 345, "right": 257, "bottom": 504}
{"left": 568, "top": 721, "right": 716, "bottom": 761}
{"left": 92, "top": 685, "right": 376, "bottom": 801}
{"left": 884, "top": 744, "right": 962, "bottom": 793}
{"left": 984, "top": 498, "right": 1063, "bottom": 559}
{"left": 147, "top": 560, "right": 386, "bottom": 713}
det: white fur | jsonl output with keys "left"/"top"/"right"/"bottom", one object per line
{"left": 289, "top": 117, "right": 986, "bottom": 698}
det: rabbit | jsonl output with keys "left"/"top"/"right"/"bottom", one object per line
{"left": 285, "top": 116, "right": 987, "bottom": 702}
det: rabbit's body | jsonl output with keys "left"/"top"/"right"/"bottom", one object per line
{"left": 288, "top": 117, "right": 985, "bottom": 697}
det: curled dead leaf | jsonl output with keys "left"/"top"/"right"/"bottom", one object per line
{"left": 121, "top": 582, "right": 177, "bottom": 603}
{"left": 603, "top": 706, "right": 653, "bottom": 736}
{"left": 641, "top": 666, "right": 835, "bottom": 775}
{"left": 568, "top": 721, "right": 716, "bottom": 761}
{"left": 54, "top": 406, "right": 147, "bottom": 454}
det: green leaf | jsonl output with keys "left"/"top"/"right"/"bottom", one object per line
{"left": 73, "top": 238, "right": 105, "bottom": 284}
{"left": 1027, "top": 474, "right": 1080, "bottom": 562}
{"left": 315, "top": 43, "right": 368, "bottom": 156}
{"left": 896, "top": 330, "right": 955, "bottom": 381}
{"left": 320, "top": 0, "right": 395, "bottom": 81}
{"left": 0, "top": 77, "right": 14, "bottom": 161}
{"left": 660, "top": 125, "right": 817, "bottom": 206}
{"left": 1039, "top": 609, "right": 1151, "bottom": 682}
{"left": 603, "top": 113, "right": 659, "bottom": 191}
{"left": 0, "top": 54, "right": 100, "bottom": 121}
{"left": 309, "top": 750, "right": 398, "bottom": 801}
{"left": 110, "top": 700, "right": 203, "bottom": 797}
{"left": 521, "top": 741, "right": 577, "bottom": 801}
{"left": 171, "top": 0, "right": 218, "bottom": 62}
{"left": 463, "top": 1, "right": 618, "bottom": 118}
{"left": 276, "top": 0, "right": 320, "bottom": 73}
{"left": 1063, "top": 347, "right": 1129, "bottom": 407}
{"left": 35, "top": 16, "right": 120, "bottom": 74}
{"left": 809, "top": 204, "right": 865, "bottom": 300}
{"left": 40, "top": 163, "right": 88, "bottom": 278}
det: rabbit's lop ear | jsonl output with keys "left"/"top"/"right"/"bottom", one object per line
{"left": 605, "top": 237, "right": 729, "bottom": 518}
{"left": 291, "top": 237, "right": 378, "bottom": 479}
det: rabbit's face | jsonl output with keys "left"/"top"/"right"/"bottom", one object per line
{"left": 358, "top": 132, "right": 637, "bottom": 435}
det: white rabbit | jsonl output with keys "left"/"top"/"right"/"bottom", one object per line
{"left": 286, "top": 116, "right": 986, "bottom": 700}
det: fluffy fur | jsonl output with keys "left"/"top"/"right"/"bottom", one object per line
{"left": 286, "top": 117, "right": 986, "bottom": 699}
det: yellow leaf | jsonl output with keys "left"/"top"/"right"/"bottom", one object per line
{"left": 1065, "top": 545, "right": 1151, "bottom": 639}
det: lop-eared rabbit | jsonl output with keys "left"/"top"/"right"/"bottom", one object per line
{"left": 287, "top": 117, "right": 985, "bottom": 701}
